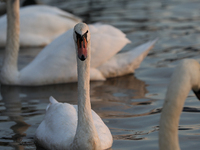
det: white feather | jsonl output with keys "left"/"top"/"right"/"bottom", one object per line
{"left": 0, "top": 0, "right": 156, "bottom": 86}
{"left": 0, "top": 5, "right": 81, "bottom": 47}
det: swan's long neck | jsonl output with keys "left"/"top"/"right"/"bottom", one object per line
{"left": 1, "top": 0, "right": 19, "bottom": 84}
{"left": 159, "top": 59, "right": 200, "bottom": 150}
{"left": 72, "top": 44, "right": 101, "bottom": 150}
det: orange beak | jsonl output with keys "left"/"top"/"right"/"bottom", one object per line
{"left": 77, "top": 37, "right": 87, "bottom": 61}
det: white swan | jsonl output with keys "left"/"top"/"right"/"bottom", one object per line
{"left": 0, "top": 4, "right": 81, "bottom": 47}
{"left": 159, "top": 59, "right": 200, "bottom": 150}
{"left": 35, "top": 23, "right": 113, "bottom": 150}
{"left": 0, "top": 0, "right": 156, "bottom": 86}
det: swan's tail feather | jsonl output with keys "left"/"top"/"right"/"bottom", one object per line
{"left": 46, "top": 96, "right": 58, "bottom": 111}
{"left": 130, "top": 39, "right": 157, "bottom": 56}
{"left": 98, "top": 39, "right": 157, "bottom": 78}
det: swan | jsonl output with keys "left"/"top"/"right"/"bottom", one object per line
{"left": 34, "top": 23, "right": 113, "bottom": 150}
{"left": 159, "top": 59, "right": 200, "bottom": 150}
{"left": 0, "top": 4, "right": 81, "bottom": 47}
{"left": 0, "top": 0, "right": 156, "bottom": 86}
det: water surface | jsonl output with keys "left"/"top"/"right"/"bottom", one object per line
{"left": 1, "top": 0, "right": 200, "bottom": 149}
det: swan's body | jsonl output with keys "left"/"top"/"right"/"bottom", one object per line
{"left": 159, "top": 59, "right": 200, "bottom": 150}
{"left": 0, "top": 0, "right": 156, "bottom": 86}
{"left": 35, "top": 97, "right": 112, "bottom": 150}
{"left": 35, "top": 23, "right": 113, "bottom": 150}
{"left": 0, "top": 5, "right": 81, "bottom": 47}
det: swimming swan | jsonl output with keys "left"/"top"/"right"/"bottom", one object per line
{"left": 34, "top": 23, "right": 113, "bottom": 150}
{"left": 0, "top": 4, "right": 81, "bottom": 47}
{"left": 159, "top": 59, "right": 200, "bottom": 150}
{"left": 0, "top": 0, "right": 156, "bottom": 86}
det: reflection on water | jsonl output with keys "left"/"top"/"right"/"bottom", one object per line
{"left": 1, "top": 0, "right": 200, "bottom": 149}
{"left": 0, "top": 86, "right": 31, "bottom": 150}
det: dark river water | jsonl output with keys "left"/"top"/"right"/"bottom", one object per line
{"left": 0, "top": 0, "right": 200, "bottom": 149}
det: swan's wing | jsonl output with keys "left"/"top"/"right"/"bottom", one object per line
{"left": 98, "top": 40, "right": 157, "bottom": 78}
{"left": 35, "top": 101, "right": 78, "bottom": 149}
{"left": 89, "top": 24, "right": 130, "bottom": 68}
{"left": 19, "top": 5, "right": 81, "bottom": 47}
{"left": 91, "top": 110, "right": 113, "bottom": 149}
{"left": 19, "top": 29, "right": 78, "bottom": 85}
{"left": 19, "top": 24, "right": 129, "bottom": 85}
{"left": 0, "top": 5, "right": 81, "bottom": 47}
{"left": 35, "top": 23, "right": 130, "bottom": 68}
{"left": 90, "top": 68, "right": 106, "bottom": 81}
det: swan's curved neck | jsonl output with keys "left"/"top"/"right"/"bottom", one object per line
{"left": 72, "top": 44, "right": 101, "bottom": 150}
{"left": 1, "top": 0, "right": 19, "bottom": 83}
{"left": 159, "top": 60, "right": 199, "bottom": 150}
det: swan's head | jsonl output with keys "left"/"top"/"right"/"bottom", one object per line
{"left": 193, "top": 89, "right": 200, "bottom": 100}
{"left": 180, "top": 59, "right": 200, "bottom": 101}
{"left": 192, "top": 61, "right": 200, "bottom": 100}
{"left": 73, "top": 23, "right": 90, "bottom": 61}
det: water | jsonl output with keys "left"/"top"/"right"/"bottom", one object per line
{"left": 1, "top": 0, "right": 200, "bottom": 149}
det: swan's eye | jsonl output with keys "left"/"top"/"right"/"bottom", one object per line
{"left": 75, "top": 30, "right": 88, "bottom": 42}
{"left": 82, "top": 30, "right": 88, "bottom": 42}
{"left": 75, "top": 31, "right": 81, "bottom": 41}
{"left": 193, "top": 89, "right": 200, "bottom": 100}
{"left": 75, "top": 30, "right": 88, "bottom": 48}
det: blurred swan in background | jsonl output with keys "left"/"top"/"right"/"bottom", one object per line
{"left": 0, "top": 5, "right": 81, "bottom": 47}
{"left": 0, "top": 0, "right": 156, "bottom": 86}
{"left": 159, "top": 59, "right": 200, "bottom": 150}
{"left": 35, "top": 23, "right": 113, "bottom": 150}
